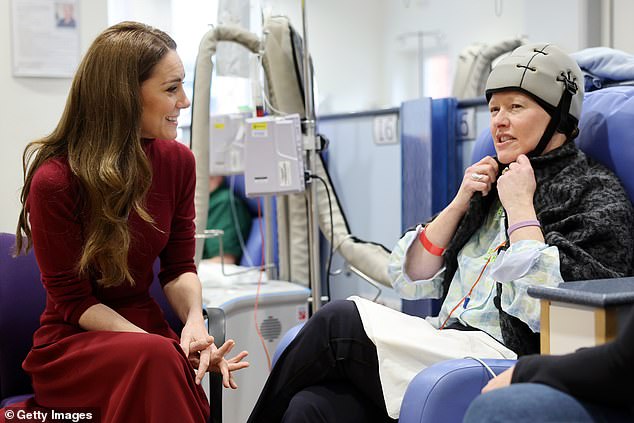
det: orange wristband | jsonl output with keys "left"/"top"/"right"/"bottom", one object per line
{"left": 419, "top": 227, "right": 445, "bottom": 256}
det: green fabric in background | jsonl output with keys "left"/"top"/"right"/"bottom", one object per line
{"left": 202, "top": 185, "right": 253, "bottom": 260}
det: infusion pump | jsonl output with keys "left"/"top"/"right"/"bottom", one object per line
{"left": 209, "top": 112, "right": 251, "bottom": 175}
{"left": 244, "top": 113, "right": 305, "bottom": 197}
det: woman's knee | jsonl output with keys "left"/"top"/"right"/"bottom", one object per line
{"left": 307, "top": 299, "right": 360, "bottom": 329}
{"left": 282, "top": 383, "right": 381, "bottom": 423}
{"left": 298, "top": 300, "right": 369, "bottom": 347}
{"left": 143, "top": 334, "right": 182, "bottom": 356}
{"left": 283, "top": 390, "right": 325, "bottom": 422}
{"left": 282, "top": 383, "right": 366, "bottom": 423}
{"left": 120, "top": 333, "right": 184, "bottom": 367}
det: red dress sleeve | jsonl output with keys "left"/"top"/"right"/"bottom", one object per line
{"left": 27, "top": 159, "right": 99, "bottom": 325}
{"left": 157, "top": 141, "right": 197, "bottom": 285}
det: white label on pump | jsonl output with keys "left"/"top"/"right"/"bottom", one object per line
{"left": 278, "top": 161, "right": 292, "bottom": 187}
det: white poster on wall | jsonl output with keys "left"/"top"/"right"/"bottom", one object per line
{"left": 11, "top": 0, "right": 80, "bottom": 78}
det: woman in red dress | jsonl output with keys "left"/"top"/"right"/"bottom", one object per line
{"left": 7, "top": 21, "right": 248, "bottom": 422}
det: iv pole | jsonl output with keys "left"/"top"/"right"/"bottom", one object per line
{"left": 397, "top": 30, "right": 442, "bottom": 98}
{"left": 300, "top": 0, "right": 322, "bottom": 312}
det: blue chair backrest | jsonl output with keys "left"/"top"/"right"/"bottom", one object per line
{"left": 471, "top": 85, "right": 634, "bottom": 202}
{"left": 0, "top": 232, "right": 180, "bottom": 403}
{"left": 0, "top": 233, "right": 44, "bottom": 401}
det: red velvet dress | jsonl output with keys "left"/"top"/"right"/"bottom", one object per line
{"left": 9, "top": 139, "right": 209, "bottom": 422}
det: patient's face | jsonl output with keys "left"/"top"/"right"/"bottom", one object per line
{"left": 489, "top": 91, "right": 551, "bottom": 164}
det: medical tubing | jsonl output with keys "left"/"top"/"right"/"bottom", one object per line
{"left": 253, "top": 197, "right": 272, "bottom": 370}
{"left": 262, "top": 90, "right": 288, "bottom": 116}
{"left": 463, "top": 356, "right": 497, "bottom": 378}
{"left": 439, "top": 240, "right": 508, "bottom": 330}
{"left": 256, "top": 55, "right": 288, "bottom": 116}
{"left": 309, "top": 173, "right": 334, "bottom": 301}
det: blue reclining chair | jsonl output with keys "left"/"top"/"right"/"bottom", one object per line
{"left": 399, "top": 84, "right": 634, "bottom": 423}
{"left": 0, "top": 232, "right": 225, "bottom": 422}
{"left": 271, "top": 85, "right": 634, "bottom": 422}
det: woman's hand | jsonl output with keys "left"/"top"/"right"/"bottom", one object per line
{"left": 481, "top": 366, "right": 515, "bottom": 393}
{"left": 180, "top": 318, "right": 215, "bottom": 383}
{"left": 180, "top": 318, "right": 249, "bottom": 387}
{"left": 453, "top": 156, "right": 499, "bottom": 212}
{"left": 497, "top": 154, "right": 536, "bottom": 214}
{"left": 186, "top": 338, "right": 249, "bottom": 388}
{"left": 208, "top": 340, "right": 250, "bottom": 389}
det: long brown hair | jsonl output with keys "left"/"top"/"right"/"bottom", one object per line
{"left": 16, "top": 21, "right": 177, "bottom": 288}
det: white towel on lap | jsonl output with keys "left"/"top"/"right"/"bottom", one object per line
{"left": 349, "top": 296, "right": 516, "bottom": 419}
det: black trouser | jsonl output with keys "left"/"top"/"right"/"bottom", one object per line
{"left": 247, "top": 300, "right": 397, "bottom": 423}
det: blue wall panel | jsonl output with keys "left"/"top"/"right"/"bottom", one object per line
{"left": 401, "top": 97, "right": 461, "bottom": 318}
{"left": 400, "top": 98, "right": 433, "bottom": 233}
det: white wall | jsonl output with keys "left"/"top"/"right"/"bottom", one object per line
{"left": 109, "top": 0, "right": 172, "bottom": 31}
{"left": 612, "top": 0, "right": 634, "bottom": 52}
{"left": 267, "top": 0, "right": 603, "bottom": 111}
{"left": 383, "top": 0, "right": 599, "bottom": 105}
{"left": 2, "top": 0, "right": 634, "bottom": 232}
{"left": 1, "top": 0, "right": 108, "bottom": 233}
{"left": 384, "top": 0, "right": 524, "bottom": 104}
{"left": 265, "top": 0, "right": 386, "bottom": 114}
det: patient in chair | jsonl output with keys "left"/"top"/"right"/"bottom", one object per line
{"left": 202, "top": 175, "right": 253, "bottom": 264}
{"left": 198, "top": 175, "right": 266, "bottom": 289}
{"left": 246, "top": 43, "right": 633, "bottom": 423}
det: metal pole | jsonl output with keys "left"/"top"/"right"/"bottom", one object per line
{"left": 417, "top": 32, "right": 424, "bottom": 98}
{"left": 396, "top": 30, "right": 443, "bottom": 99}
{"left": 263, "top": 196, "right": 277, "bottom": 279}
{"left": 301, "top": 0, "right": 322, "bottom": 311}
{"left": 609, "top": 0, "right": 614, "bottom": 48}
{"left": 250, "top": 54, "right": 276, "bottom": 280}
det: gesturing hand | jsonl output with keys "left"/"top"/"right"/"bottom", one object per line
{"left": 206, "top": 340, "right": 250, "bottom": 389}
{"left": 181, "top": 325, "right": 249, "bottom": 386}
{"left": 186, "top": 338, "right": 249, "bottom": 388}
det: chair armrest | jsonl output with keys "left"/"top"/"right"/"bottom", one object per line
{"left": 399, "top": 358, "right": 516, "bottom": 423}
{"left": 204, "top": 307, "right": 226, "bottom": 423}
{"left": 206, "top": 307, "right": 226, "bottom": 345}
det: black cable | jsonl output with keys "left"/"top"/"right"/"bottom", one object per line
{"left": 310, "top": 174, "right": 334, "bottom": 301}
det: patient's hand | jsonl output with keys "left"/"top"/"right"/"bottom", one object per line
{"left": 454, "top": 156, "right": 499, "bottom": 212}
{"left": 481, "top": 365, "right": 515, "bottom": 393}
{"left": 497, "top": 155, "right": 536, "bottom": 214}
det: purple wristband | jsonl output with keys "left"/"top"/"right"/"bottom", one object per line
{"left": 507, "top": 220, "right": 541, "bottom": 237}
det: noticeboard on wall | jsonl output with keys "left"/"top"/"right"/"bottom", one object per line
{"left": 10, "top": 0, "right": 80, "bottom": 78}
